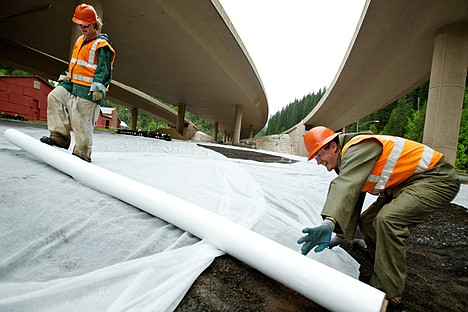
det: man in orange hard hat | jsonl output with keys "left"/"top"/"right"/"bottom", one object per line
{"left": 41, "top": 3, "right": 116, "bottom": 162}
{"left": 297, "top": 126, "right": 460, "bottom": 307}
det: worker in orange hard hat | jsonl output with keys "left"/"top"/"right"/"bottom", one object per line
{"left": 72, "top": 2, "right": 98, "bottom": 25}
{"left": 297, "top": 126, "right": 460, "bottom": 307}
{"left": 41, "top": 3, "right": 116, "bottom": 162}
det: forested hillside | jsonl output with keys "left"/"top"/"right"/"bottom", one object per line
{"left": 261, "top": 89, "right": 326, "bottom": 135}
{"left": 258, "top": 80, "right": 468, "bottom": 171}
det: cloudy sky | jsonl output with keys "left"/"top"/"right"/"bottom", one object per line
{"left": 218, "top": 0, "right": 367, "bottom": 115}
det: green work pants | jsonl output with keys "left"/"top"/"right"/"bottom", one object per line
{"left": 359, "top": 158, "right": 460, "bottom": 298}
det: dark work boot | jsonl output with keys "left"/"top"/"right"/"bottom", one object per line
{"left": 40, "top": 133, "right": 70, "bottom": 149}
{"left": 72, "top": 152, "right": 91, "bottom": 163}
{"left": 40, "top": 136, "right": 58, "bottom": 146}
{"left": 50, "top": 132, "right": 71, "bottom": 149}
{"left": 40, "top": 136, "right": 68, "bottom": 149}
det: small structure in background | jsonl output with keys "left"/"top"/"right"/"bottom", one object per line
{"left": 96, "top": 106, "right": 121, "bottom": 129}
{"left": 0, "top": 76, "right": 123, "bottom": 129}
{"left": 0, "top": 76, "right": 52, "bottom": 122}
{"left": 119, "top": 120, "right": 128, "bottom": 129}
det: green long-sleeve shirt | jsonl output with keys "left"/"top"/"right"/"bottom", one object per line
{"left": 59, "top": 33, "right": 114, "bottom": 105}
{"left": 321, "top": 133, "right": 382, "bottom": 238}
{"left": 321, "top": 133, "right": 458, "bottom": 239}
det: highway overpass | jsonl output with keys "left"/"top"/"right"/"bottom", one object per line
{"left": 0, "top": 0, "right": 268, "bottom": 143}
{"left": 1, "top": 0, "right": 466, "bottom": 163}
{"left": 286, "top": 0, "right": 467, "bottom": 165}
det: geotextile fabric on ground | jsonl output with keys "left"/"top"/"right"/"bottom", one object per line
{"left": 1, "top": 120, "right": 466, "bottom": 311}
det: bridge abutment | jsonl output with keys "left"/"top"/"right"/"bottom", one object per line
{"left": 424, "top": 23, "right": 468, "bottom": 165}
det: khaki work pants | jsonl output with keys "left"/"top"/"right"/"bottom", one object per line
{"left": 359, "top": 159, "right": 460, "bottom": 298}
{"left": 47, "top": 86, "right": 100, "bottom": 162}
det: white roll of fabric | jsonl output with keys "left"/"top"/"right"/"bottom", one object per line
{"left": 3, "top": 128, "right": 386, "bottom": 312}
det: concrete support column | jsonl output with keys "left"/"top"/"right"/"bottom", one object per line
{"left": 176, "top": 102, "right": 186, "bottom": 136}
{"left": 213, "top": 122, "right": 219, "bottom": 142}
{"left": 223, "top": 130, "right": 228, "bottom": 143}
{"left": 232, "top": 105, "right": 243, "bottom": 145}
{"left": 130, "top": 108, "right": 138, "bottom": 130}
{"left": 111, "top": 109, "right": 119, "bottom": 129}
{"left": 185, "top": 122, "right": 194, "bottom": 140}
{"left": 423, "top": 23, "right": 468, "bottom": 165}
{"left": 287, "top": 124, "right": 307, "bottom": 157}
{"left": 249, "top": 125, "right": 254, "bottom": 139}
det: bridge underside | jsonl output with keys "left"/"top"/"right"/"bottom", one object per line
{"left": 292, "top": 0, "right": 468, "bottom": 163}
{"left": 0, "top": 0, "right": 268, "bottom": 140}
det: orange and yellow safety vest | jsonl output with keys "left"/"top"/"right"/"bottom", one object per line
{"left": 68, "top": 35, "right": 115, "bottom": 90}
{"left": 341, "top": 135, "right": 443, "bottom": 195}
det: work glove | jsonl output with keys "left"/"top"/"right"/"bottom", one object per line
{"left": 297, "top": 218, "right": 334, "bottom": 255}
{"left": 92, "top": 91, "right": 103, "bottom": 101}
{"left": 57, "top": 71, "right": 70, "bottom": 82}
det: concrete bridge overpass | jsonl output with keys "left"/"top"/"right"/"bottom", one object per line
{"left": 285, "top": 0, "right": 468, "bottom": 165}
{"left": 0, "top": 0, "right": 267, "bottom": 143}
{"left": 1, "top": 0, "right": 466, "bottom": 163}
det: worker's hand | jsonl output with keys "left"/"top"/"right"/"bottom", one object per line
{"left": 297, "top": 223, "right": 332, "bottom": 255}
{"left": 92, "top": 91, "right": 103, "bottom": 101}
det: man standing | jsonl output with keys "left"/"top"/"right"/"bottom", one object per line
{"left": 297, "top": 126, "right": 460, "bottom": 306}
{"left": 41, "top": 3, "right": 116, "bottom": 162}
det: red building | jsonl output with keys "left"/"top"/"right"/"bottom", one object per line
{"left": 0, "top": 76, "right": 121, "bottom": 129}
{"left": 0, "top": 76, "right": 51, "bottom": 121}
{"left": 96, "top": 106, "right": 121, "bottom": 129}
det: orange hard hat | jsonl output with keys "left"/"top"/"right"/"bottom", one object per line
{"left": 304, "top": 126, "right": 341, "bottom": 161}
{"left": 72, "top": 3, "right": 98, "bottom": 25}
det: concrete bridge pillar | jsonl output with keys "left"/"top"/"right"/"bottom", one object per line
{"left": 423, "top": 23, "right": 468, "bottom": 165}
{"left": 176, "top": 102, "right": 186, "bottom": 136}
{"left": 287, "top": 124, "right": 307, "bottom": 157}
{"left": 213, "top": 122, "right": 219, "bottom": 142}
{"left": 130, "top": 108, "right": 138, "bottom": 130}
{"left": 232, "top": 104, "right": 243, "bottom": 145}
{"left": 223, "top": 129, "right": 228, "bottom": 143}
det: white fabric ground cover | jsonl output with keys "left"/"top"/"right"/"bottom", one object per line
{"left": 1, "top": 121, "right": 466, "bottom": 311}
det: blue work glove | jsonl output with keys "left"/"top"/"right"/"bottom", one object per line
{"left": 297, "top": 221, "right": 334, "bottom": 255}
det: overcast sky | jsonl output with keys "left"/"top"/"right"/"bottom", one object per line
{"left": 218, "top": 0, "right": 367, "bottom": 116}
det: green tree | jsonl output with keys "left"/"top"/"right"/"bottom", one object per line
{"left": 261, "top": 89, "right": 325, "bottom": 136}
{"left": 383, "top": 98, "right": 413, "bottom": 137}
{"left": 368, "top": 123, "right": 379, "bottom": 134}
{"left": 0, "top": 64, "right": 30, "bottom": 76}
{"left": 455, "top": 86, "right": 468, "bottom": 171}
{"left": 404, "top": 102, "right": 426, "bottom": 142}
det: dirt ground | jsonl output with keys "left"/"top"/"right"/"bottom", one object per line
{"left": 175, "top": 145, "right": 467, "bottom": 312}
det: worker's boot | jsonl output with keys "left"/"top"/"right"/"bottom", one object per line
{"left": 40, "top": 132, "right": 70, "bottom": 149}
{"left": 386, "top": 296, "right": 403, "bottom": 310}
{"left": 72, "top": 142, "right": 92, "bottom": 162}
{"left": 72, "top": 152, "right": 91, "bottom": 163}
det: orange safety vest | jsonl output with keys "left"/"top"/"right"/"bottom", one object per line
{"left": 341, "top": 135, "right": 443, "bottom": 195}
{"left": 68, "top": 35, "right": 116, "bottom": 90}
